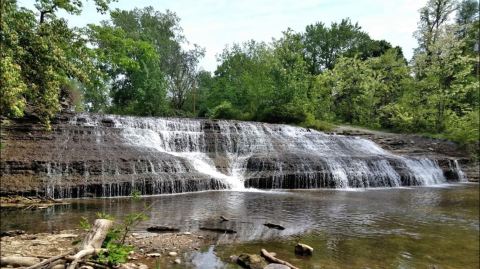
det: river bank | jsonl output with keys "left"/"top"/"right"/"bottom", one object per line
{"left": 0, "top": 229, "right": 217, "bottom": 268}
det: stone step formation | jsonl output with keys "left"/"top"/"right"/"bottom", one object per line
{"left": 0, "top": 112, "right": 468, "bottom": 198}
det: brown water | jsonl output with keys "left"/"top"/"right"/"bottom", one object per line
{"left": 1, "top": 184, "right": 478, "bottom": 268}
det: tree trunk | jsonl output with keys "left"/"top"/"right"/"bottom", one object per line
{"left": 67, "top": 219, "right": 113, "bottom": 269}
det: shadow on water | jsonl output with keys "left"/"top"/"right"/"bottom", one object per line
{"left": 1, "top": 184, "right": 478, "bottom": 268}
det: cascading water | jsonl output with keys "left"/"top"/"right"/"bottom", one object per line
{"left": 7, "top": 113, "right": 465, "bottom": 198}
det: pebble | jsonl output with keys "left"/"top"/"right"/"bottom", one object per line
{"left": 168, "top": 251, "right": 178, "bottom": 257}
{"left": 183, "top": 232, "right": 191, "bottom": 235}
{"left": 146, "top": 253, "right": 161, "bottom": 257}
{"left": 174, "top": 258, "right": 181, "bottom": 264}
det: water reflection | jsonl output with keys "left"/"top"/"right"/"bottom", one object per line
{"left": 1, "top": 185, "right": 478, "bottom": 268}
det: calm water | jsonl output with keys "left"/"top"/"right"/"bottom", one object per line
{"left": 1, "top": 184, "right": 478, "bottom": 268}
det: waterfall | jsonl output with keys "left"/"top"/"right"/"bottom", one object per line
{"left": 33, "top": 113, "right": 468, "bottom": 197}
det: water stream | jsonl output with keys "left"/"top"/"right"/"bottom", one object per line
{"left": 1, "top": 184, "right": 478, "bottom": 268}
{"left": 35, "top": 113, "right": 465, "bottom": 198}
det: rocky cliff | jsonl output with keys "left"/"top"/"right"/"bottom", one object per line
{"left": 0, "top": 113, "right": 473, "bottom": 198}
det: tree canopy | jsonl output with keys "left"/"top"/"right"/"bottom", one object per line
{"left": 1, "top": 0, "right": 478, "bottom": 152}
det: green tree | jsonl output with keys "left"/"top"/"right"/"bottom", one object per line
{"left": 88, "top": 24, "right": 169, "bottom": 116}
{"left": 0, "top": 0, "right": 109, "bottom": 127}
{"left": 303, "top": 18, "right": 380, "bottom": 74}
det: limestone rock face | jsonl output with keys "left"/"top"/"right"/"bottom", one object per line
{"left": 0, "top": 113, "right": 469, "bottom": 198}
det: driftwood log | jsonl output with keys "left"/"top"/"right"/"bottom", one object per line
{"left": 9, "top": 219, "right": 114, "bottom": 269}
{"left": 260, "top": 249, "right": 299, "bottom": 269}
{"left": 67, "top": 219, "right": 113, "bottom": 269}
{"left": 0, "top": 256, "right": 41, "bottom": 267}
{"left": 26, "top": 251, "right": 75, "bottom": 269}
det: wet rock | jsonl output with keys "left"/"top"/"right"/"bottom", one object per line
{"left": 237, "top": 254, "right": 268, "bottom": 269}
{"left": 0, "top": 230, "right": 25, "bottom": 237}
{"left": 264, "top": 264, "right": 290, "bottom": 269}
{"left": 146, "top": 226, "right": 180, "bottom": 233}
{"left": 263, "top": 223, "right": 285, "bottom": 230}
{"left": 168, "top": 252, "right": 177, "bottom": 257}
{"left": 230, "top": 255, "right": 239, "bottom": 263}
{"left": 174, "top": 258, "right": 181, "bottom": 264}
{"left": 294, "top": 243, "right": 313, "bottom": 256}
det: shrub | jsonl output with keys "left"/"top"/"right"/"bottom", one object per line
{"left": 300, "top": 114, "right": 335, "bottom": 132}
{"left": 208, "top": 101, "right": 240, "bottom": 119}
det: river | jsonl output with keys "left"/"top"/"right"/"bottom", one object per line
{"left": 1, "top": 183, "right": 478, "bottom": 268}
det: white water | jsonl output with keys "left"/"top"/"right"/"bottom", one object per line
{"left": 63, "top": 113, "right": 466, "bottom": 193}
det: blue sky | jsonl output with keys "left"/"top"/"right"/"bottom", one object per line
{"left": 19, "top": 0, "right": 427, "bottom": 71}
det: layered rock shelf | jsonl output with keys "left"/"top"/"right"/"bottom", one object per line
{"left": 0, "top": 113, "right": 473, "bottom": 198}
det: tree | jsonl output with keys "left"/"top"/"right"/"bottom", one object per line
{"left": 0, "top": 0, "right": 108, "bottom": 127}
{"left": 167, "top": 45, "right": 205, "bottom": 112}
{"left": 88, "top": 24, "right": 169, "bottom": 116}
{"left": 302, "top": 18, "right": 372, "bottom": 74}
{"left": 414, "top": 0, "right": 457, "bottom": 57}
{"left": 96, "top": 7, "right": 204, "bottom": 114}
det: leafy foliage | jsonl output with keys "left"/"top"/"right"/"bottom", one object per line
{"left": 2, "top": 0, "right": 478, "bottom": 151}
{"left": 79, "top": 190, "right": 150, "bottom": 265}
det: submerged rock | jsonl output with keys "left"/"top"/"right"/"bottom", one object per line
{"left": 237, "top": 254, "right": 268, "bottom": 269}
{"left": 294, "top": 243, "right": 313, "bottom": 256}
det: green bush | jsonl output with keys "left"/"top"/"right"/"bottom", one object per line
{"left": 208, "top": 101, "right": 240, "bottom": 119}
{"left": 445, "top": 110, "right": 479, "bottom": 149}
{"left": 300, "top": 114, "right": 335, "bottom": 132}
{"left": 257, "top": 105, "right": 308, "bottom": 124}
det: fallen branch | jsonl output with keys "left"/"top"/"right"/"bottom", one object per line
{"left": 33, "top": 255, "right": 108, "bottom": 269}
{"left": 260, "top": 249, "right": 299, "bottom": 269}
{"left": 26, "top": 251, "right": 75, "bottom": 269}
{"left": 0, "top": 256, "right": 41, "bottom": 267}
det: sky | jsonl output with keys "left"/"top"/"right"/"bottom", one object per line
{"left": 18, "top": 0, "right": 427, "bottom": 72}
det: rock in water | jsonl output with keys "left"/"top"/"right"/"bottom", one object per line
{"left": 263, "top": 223, "right": 285, "bottom": 230}
{"left": 294, "top": 243, "right": 313, "bottom": 256}
{"left": 237, "top": 253, "right": 268, "bottom": 269}
{"left": 146, "top": 226, "right": 180, "bottom": 233}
